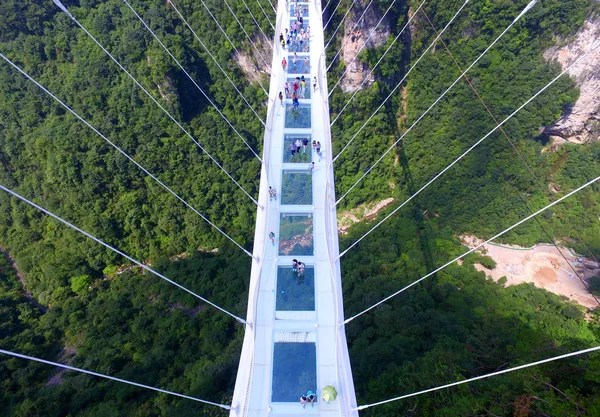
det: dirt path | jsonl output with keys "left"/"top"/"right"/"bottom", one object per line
{"left": 0, "top": 248, "right": 47, "bottom": 312}
{"left": 461, "top": 235, "right": 600, "bottom": 309}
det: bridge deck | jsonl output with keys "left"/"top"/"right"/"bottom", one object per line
{"left": 230, "top": 2, "right": 357, "bottom": 416}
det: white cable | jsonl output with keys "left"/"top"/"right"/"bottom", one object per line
{"left": 223, "top": 0, "right": 272, "bottom": 69}
{"left": 355, "top": 345, "right": 600, "bottom": 410}
{"left": 0, "top": 183, "right": 250, "bottom": 324}
{"left": 326, "top": 0, "right": 379, "bottom": 70}
{"left": 0, "top": 52, "right": 255, "bottom": 256}
{"left": 156, "top": 0, "right": 266, "bottom": 126}
{"left": 322, "top": 0, "right": 334, "bottom": 15}
{"left": 335, "top": 1, "right": 546, "bottom": 202}
{"left": 256, "top": 0, "right": 275, "bottom": 30}
{"left": 342, "top": 174, "right": 600, "bottom": 323}
{"left": 51, "top": 0, "right": 263, "bottom": 165}
{"left": 339, "top": 31, "right": 594, "bottom": 264}
{"left": 329, "top": 0, "right": 426, "bottom": 110}
{"left": 324, "top": 0, "right": 344, "bottom": 30}
{"left": 327, "top": 0, "right": 396, "bottom": 74}
{"left": 333, "top": 0, "right": 468, "bottom": 162}
{"left": 0, "top": 349, "right": 232, "bottom": 410}
{"left": 324, "top": 0, "right": 360, "bottom": 49}
{"left": 240, "top": 0, "right": 273, "bottom": 45}
{"left": 197, "top": 0, "right": 269, "bottom": 95}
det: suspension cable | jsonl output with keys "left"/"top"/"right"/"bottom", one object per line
{"left": 324, "top": 0, "right": 344, "bottom": 30}
{"left": 329, "top": 0, "right": 426, "bottom": 113}
{"left": 0, "top": 183, "right": 250, "bottom": 324}
{"left": 332, "top": 0, "right": 468, "bottom": 163}
{"left": 327, "top": 0, "right": 383, "bottom": 72}
{"left": 322, "top": 0, "right": 335, "bottom": 15}
{"left": 337, "top": 37, "right": 599, "bottom": 263}
{"left": 152, "top": 0, "right": 266, "bottom": 126}
{"left": 197, "top": 0, "right": 269, "bottom": 95}
{"left": 421, "top": 9, "right": 600, "bottom": 302}
{"left": 223, "top": 0, "right": 272, "bottom": 69}
{"left": 0, "top": 349, "right": 232, "bottom": 410}
{"left": 255, "top": 0, "right": 275, "bottom": 30}
{"left": 355, "top": 345, "right": 600, "bottom": 411}
{"left": 52, "top": 0, "right": 262, "bottom": 165}
{"left": 327, "top": 0, "right": 396, "bottom": 76}
{"left": 0, "top": 52, "right": 257, "bottom": 254}
{"left": 324, "top": 0, "right": 360, "bottom": 49}
{"left": 240, "top": 0, "right": 272, "bottom": 45}
{"left": 342, "top": 174, "right": 600, "bottom": 324}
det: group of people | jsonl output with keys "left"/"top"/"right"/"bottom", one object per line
{"left": 292, "top": 259, "right": 305, "bottom": 274}
{"left": 284, "top": 53, "right": 309, "bottom": 74}
{"left": 280, "top": 27, "right": 309, "bottom": 53}
{"left": 284, "top": 77, "right": 307, "bottom": 99}
{"left": 299, "top": 390, "right": 316, "bottom": 408}
{"left": 290, "top": 137, "right": 309, "bottom": 157}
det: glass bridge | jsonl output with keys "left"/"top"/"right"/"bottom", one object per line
{"left": 230, "top": 1, "right": 358, "bottom": 416}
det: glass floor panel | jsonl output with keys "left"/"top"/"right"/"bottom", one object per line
{"left": 290, "top": 4, "right": 309, "bottom": 17}
{"left": 283, "top": 134, "right": 312, "bottom": 163}
{"left": 279, "top": 214, "right": 313, "bottom": 256}
{"left": 281, "top": 171, "right": 312, "bottom": 205}
{"left": 272, "top": 342, "right": 317, "bottom": 402}
{"left": 286, "top": 54, "right": 311, "bottom": 74}
{"left": 276, "top": 266, "right": 315, "bottom": 311}
{"left": 287, "top": 77, "right": 311, "bottom": 99}
{"left": 285, "top": 103, "right": 311, "bottom": 129}
{"left": 286, "top": 39, "right": 310, "bottom": 53}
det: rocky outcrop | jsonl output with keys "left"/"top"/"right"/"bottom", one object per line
{"left": 339, "top": 2, "right": 391, "bottom": 92}
{"left": 544, "top": 16, "right": 600, "bottom": 145}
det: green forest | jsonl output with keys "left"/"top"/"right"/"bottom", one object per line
{"left": 1, "top": 0, "right": 599, "bottom": 416}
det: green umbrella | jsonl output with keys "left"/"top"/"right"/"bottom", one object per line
{"left": 322, "top": 385, "right": 338, "bottom": 402}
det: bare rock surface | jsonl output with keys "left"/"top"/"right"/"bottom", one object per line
{"left": 544, "top": 16, "right": 600, "bottom": 145}
{"left": 339, "top": 2, "right": 390, "bottom": 92}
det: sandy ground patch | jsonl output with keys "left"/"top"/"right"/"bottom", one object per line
{"left": 461, "top": 235, "right": 600, "bottom": 309}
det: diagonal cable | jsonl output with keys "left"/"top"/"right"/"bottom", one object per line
{"left": 0, "top": 52, "right": 256, "bottom": 254}
{"left": 355, "top": 345, "right": 600, "bottom": 410}
{"left": 325, "top": 0, "right": 360, "bottom": 48}
{"left": 0, "top": 183, "right": 250, "bottom": 324}
{"left": 334, "top": 0, "right": 538, "bottom": 194}
{"left": 324, "top": 0, "right": 344, "bottom": 31}
{"left": 329, "top": 0, "right": 426, "bottom": 116}
{"left": 421, "top": 8, "right": 600, "bottom": 302}
{"left": 240, "top": 0, "right": 273, "bottom": 46}
{"left": 326, "top": 0, "right": 384, "bottom": 72}
{"left": 338, "top": 36, "right": 599, "bottom": 263}
{"left": 197, "top": 0, "right": 269, "bottom": 95}
{"left": 134, "top": 0, "right": 265, "bottom": 126}
{"left": 223, "top": 0, "right": 272, "bottom": 69}
{"left": 52, "top": 0, "right": 262, "bottom": 164}
{"left": 322, "top": 0, "right": 335, "bottom": 15}
{"left": 0, "top": 349, "right": 232, "bottom": 410}
{"left": 342, "top": 174, "right": 600, "bottom": 324}
{"left": 332, "top": 0, "right": 468, "bottom": 164}
{"left": 255, "top": 0, "right": 275, "bottom": 30}
{"left": 327, "top": 0, "right": 396, "bottom": 77}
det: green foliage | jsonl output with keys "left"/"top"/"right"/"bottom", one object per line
{"left": 341, "top": 211, "right": 600, "bottom": 416}
{"left": 70, "top": 274, "right": 92, "bottom": 294}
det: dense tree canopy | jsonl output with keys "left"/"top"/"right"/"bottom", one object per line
{"left": 0, "top": 0, "right": 599, "bottom": 416}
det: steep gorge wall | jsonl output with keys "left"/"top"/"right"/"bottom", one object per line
{"left": 339, "top": 1, "right": 391, "bottom": 92}
{"left": 544, "top": 16, "right": 600, "bottom": 145}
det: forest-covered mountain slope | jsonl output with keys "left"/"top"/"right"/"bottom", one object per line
{"left": 0, "top": 0, "right": 599, "bottom": 416}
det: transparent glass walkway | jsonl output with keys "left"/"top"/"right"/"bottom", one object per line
{"left": 230, "top": 1, "right": 357, "bottom": 416}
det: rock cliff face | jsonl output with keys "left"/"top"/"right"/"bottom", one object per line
{"left": 339, "top": 2, "right": 391, "bottom": 92}
{"left": 544, "top": 16, "right": 600, "bottom": 145}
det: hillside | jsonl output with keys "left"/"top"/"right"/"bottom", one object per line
{"left": 1, "top": 0, "right": 600, "bottom": 416}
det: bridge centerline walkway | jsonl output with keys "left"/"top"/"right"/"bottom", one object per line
{"left": 230, "top": 2, "right": 357, "bottom": 416}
